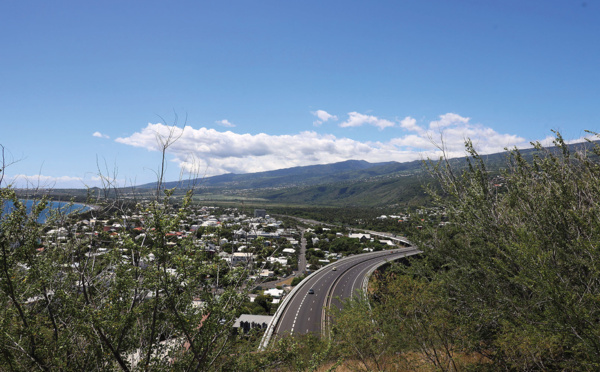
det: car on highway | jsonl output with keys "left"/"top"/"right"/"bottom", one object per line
{"left": 308, "top": 288, "right": 314, "bottom": 294}
{"left": 332, "top": 267, "right": 337, "bottom": 271}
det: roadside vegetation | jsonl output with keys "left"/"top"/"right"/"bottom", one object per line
{"left": 397, "top": 132, "right": 600, "bottom": 370}
{"left": 299, "top": 132, "right": 600, "bottom": 371}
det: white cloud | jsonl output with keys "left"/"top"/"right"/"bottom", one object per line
{"left": 7, "top": 174, "right": 85, "bottom": 189}
{"left": 390, "top": 113, "right": 529, "bottom": 156}
{"left": 5, "top": 173, "right": 132, "bottom": 189}
{"left": 114, "top": 114, "right": 554, "bottom": 179}
{"left": 216, "top": 119, "right": 235, "bottom": 127}
{"left": 429, "top": 113, "right": 470, "bottom": 130}
{"left": 311, "top": 110, "right": 338, "bottom": 126}
{"left": 93, "top": 131, "right": 110, "bottom": 139}
{"left": 339, "top": 112, "right": 395, "bottom": 130}
{"left": 399, "top": 117, "right": 424, "bottom": 134}
{"left": 116, "top": 123, "right": 392, "bottom": 176}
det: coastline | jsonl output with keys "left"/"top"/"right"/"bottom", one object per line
{"left": 2, "top": 200, "right": 103, "bottom": 223}
{"left": 77, "top": 202, "right": 102, "bottom": 212}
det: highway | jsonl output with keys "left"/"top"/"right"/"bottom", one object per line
{"left": 260, "top": 246, "right": 421, "bottom": 348}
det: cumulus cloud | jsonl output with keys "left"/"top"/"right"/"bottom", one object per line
{"left": 216, "top": 119, "right": 235, "bottom": 127}
{"left": 399, "top": 117, "right": 423, "bottom": 134}
{"left": 93, "top": 131, "right": 110, "bottom": 139}
{"left": 339, "top": 112, "right": 395, "bottom": 130}
{"left": 114, "top": 114, "right": 544, "bottom": 179}
{"left": 311, "top": 110, "right": 338, "bottom": 126}
{"left": 391, "top": 113, "right": 529, "bottom": 156}
{"left": 116, "top": 123, "right": 388, "bottom": 176}
{"left": 429, "top": 113, "right": 470, "bottom": 130}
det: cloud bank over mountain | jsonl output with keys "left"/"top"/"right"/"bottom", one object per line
{"left": 115, "top": 113, "right": 533, "bottom": 178}
{"left": 7, "top": 112, "right": 585, "bottom": 189}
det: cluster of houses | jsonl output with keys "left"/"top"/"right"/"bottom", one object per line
{"left": 37, "top": 203, "right": 414, "bottom": 335}
{"left": 42, "top": 205, "right": 302, "bottom": 279}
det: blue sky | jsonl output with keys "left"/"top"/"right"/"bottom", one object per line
{"left": 1, "top": 0, "right": 599, "bottom": 188}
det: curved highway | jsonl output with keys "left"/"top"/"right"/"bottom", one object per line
{"left": 262, "top": 246, "right": 420, "bottom": 347}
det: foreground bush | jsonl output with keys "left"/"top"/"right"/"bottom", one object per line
{"left": 396, "top": 132, "right": 600, "bottom": 370}
{"left": 0, "top": 189, "right": 252, "bottom": 371}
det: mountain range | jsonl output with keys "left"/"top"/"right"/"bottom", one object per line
{"left": 136, "top": 139, "right": 599, "bottom": 207}
{"left": 133, "top": 158, "right": 430, "bottom": 207}
{"left": 37, "top": 139, "right": 598, "bottom": 208}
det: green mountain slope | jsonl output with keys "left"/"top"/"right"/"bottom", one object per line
{"left": 34, "top": 139, "right": 599, "bottom": 208}
{"left": 139, "top": 159, "right": 424, "bottom": 190}
{"left": 252, "top": 172, "right": 430, "bottom": 207}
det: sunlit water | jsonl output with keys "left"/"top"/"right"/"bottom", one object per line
{"left": 2, "top": 200, "right": 90, "bottom": 223}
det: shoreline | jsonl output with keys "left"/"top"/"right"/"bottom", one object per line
{"left": 77, "top": 202, "right": 102, "bottom": 212}
{"left": 2, "top": 200, "right": 103, "bottom": 223}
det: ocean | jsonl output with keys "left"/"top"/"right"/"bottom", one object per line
{"left": 1, "top": 200, "right": 91, "bottom": 223}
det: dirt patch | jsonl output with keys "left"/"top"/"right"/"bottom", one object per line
{"left": 276, "top": 277, "right": 295, "bottom": 287}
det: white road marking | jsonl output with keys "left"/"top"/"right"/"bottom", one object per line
{"left": 290, "top": 291, "right": 310, "bottom": 334}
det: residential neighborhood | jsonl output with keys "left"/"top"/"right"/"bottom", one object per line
{"left": 35, "top": 202, "right": 409, "bottom": 321}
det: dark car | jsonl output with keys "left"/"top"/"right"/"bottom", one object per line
{"left": 308, "top": 288, "right": 314, "bottom": 294}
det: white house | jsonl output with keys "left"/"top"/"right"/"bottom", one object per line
{"left": 267, "top": 256, "right": 288, "bottom": 265}
{"left": 264, "top": 288, "right": 284, "bottom": 298}
{"left": 349, "top": 233, "right": 370, "bottom": 240}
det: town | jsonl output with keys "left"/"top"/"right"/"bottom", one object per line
{"left": 34, "top": 196, "right": 418, "bottom": 339}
